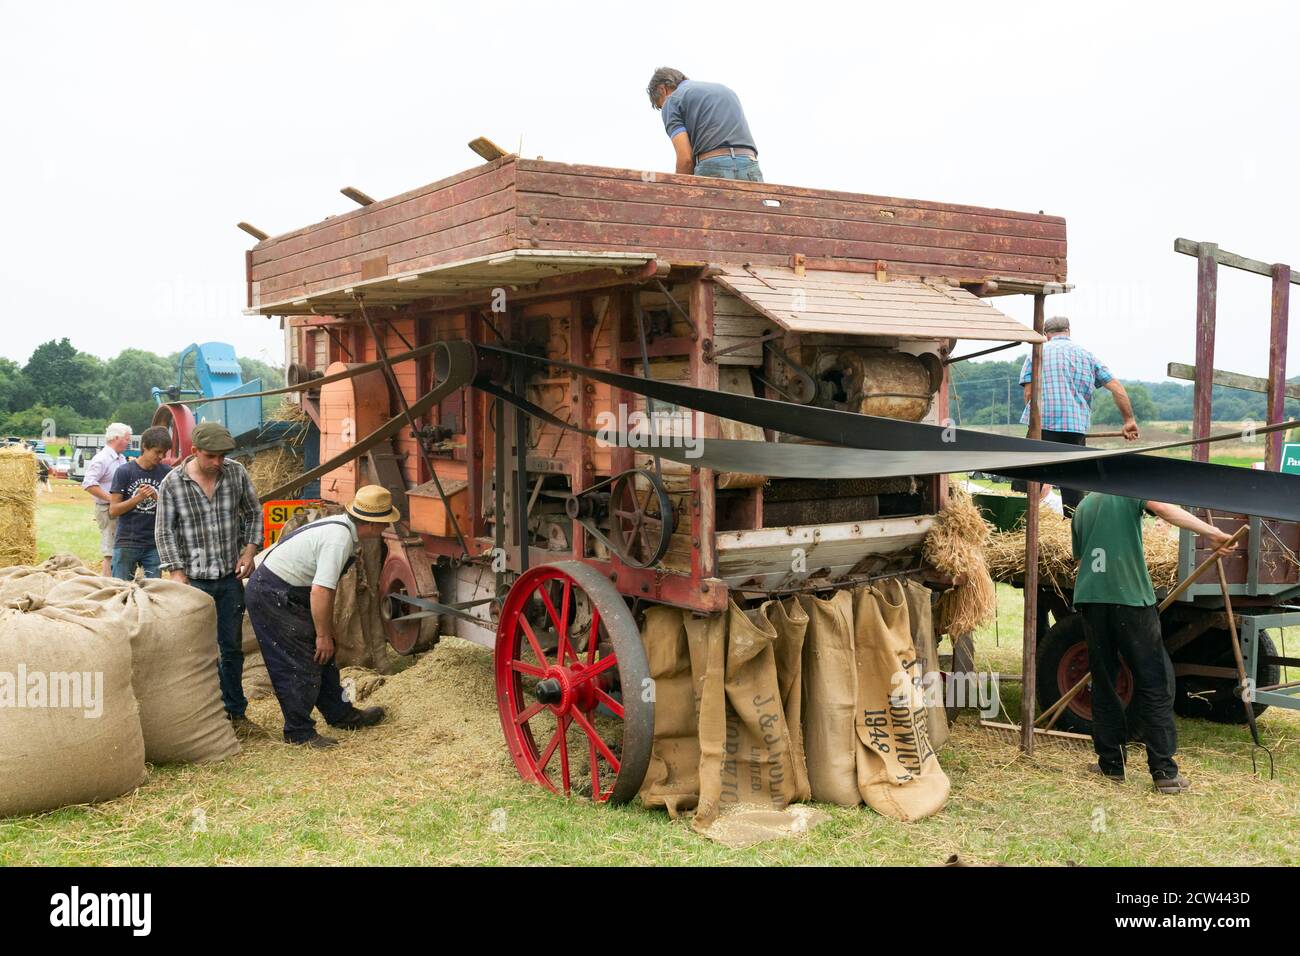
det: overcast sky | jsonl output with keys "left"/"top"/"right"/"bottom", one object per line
{"left": 3, "top": 1, "right": 1296, "bottom": 387}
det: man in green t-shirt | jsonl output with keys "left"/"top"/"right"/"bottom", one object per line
{"left": 1071, "top": 493, "right": 1237, "bottom": 793}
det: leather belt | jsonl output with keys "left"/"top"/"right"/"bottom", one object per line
{"left": 696, "top": 146, "right": 757, "bottom": 161}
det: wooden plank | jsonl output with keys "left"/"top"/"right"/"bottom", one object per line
{"left": 251, "top": 158, "right": 515, "bottom": 263}
{"left": 1166, "top": 362, "right": 1300, "bottom": 400}
{"left": 517, "top": 159, "right": 1066, "bottom": 226}
{"left": 1175, "top": 237, "right": 1300, "bottom": 284}
{"left": 524, "top": 194, "right": 1065, "bottom": 259}
{"left": 525, "top": 219, "right": 1059, "bottom": 277}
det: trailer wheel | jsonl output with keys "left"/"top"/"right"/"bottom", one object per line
{"left": 1173, "top": 628, "right": 1277, "bottom": 724}
{"left": 495, "top": 561, "right": 653, "bottom": 804}
{"left": 1036, "top": 613, "right": 1136, "bottom": 736}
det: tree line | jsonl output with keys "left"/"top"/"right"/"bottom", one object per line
{"left": 947, "top": 356, "right": 1300, "bottom": 428}
{"left": 0, "top": 338, "right": 284, "bottom": 438}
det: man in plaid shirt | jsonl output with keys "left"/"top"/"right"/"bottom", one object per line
{"left": 155, "top": 422, "right": 263, "bottom": 729}
{"left": 1018, "top": 316, "right": 1139, "bottom": 513}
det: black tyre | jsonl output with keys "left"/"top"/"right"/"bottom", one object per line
{"left": 1173, "top": 628, "right": 1278, "bottom": 724}
{"left": 1035, "top": 613, "right": 1138, "bottom": 736}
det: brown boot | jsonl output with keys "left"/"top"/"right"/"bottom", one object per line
{"left": 1153, "top": 774, "right": 1190, "bottom": 794}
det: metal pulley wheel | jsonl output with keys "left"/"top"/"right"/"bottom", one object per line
{"left": 564, "top": 468, "right": 676, "bottom": 569}
{"left": 151, "top": 402, "right": 196, "bottom": 466}
{"left": 494, "top": 561, "right": 654, "bottom": 803}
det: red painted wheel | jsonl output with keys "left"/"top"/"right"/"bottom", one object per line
{"left": 152, "top": 402, "right": 195, "bottom": 466}
{"left": 495, "top": 561, "right": 653, "bottom": 804}
{"left": 1036, "top": 613, "right": 1136, "bottom": 735}
{"left": 379, "top": 552, "right": 439, "bottom": 655}
{"left": 1056, "top": 640, "right": 1133, "bottom": 722}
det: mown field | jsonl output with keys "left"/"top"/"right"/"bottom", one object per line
{"left": 3, "top": 478, "right": 1298, "bottom": 866}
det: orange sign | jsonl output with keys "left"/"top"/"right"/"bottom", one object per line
{"left": 262, "top": 499, "right": 325, "bottom": 549}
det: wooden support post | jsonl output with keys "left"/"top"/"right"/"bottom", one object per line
{"left": 1020, "top": 293, "right": 1046, "bottom": 754}
{"left": 1267, "top": 263, "right": 1291, "bottom": 471}
{"left": 688, "top": 278, "right": 718, "bottom": 580}
{"left": 1193, "top": 243, "right": 1219, "bottom": 464}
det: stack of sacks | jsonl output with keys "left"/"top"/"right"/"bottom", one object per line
{"left": 639, "top": 579, "right": 951, "bottom": 825}
{"left": 0, "top": 597, "right": 147, "bottom": 816}
{"left": 46, "top": 577, "right": 239, "bottom": 765}
{"left": 0, "top": 554, "right": 105, "bottom": 602}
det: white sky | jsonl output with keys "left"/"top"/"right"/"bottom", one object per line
{"left": 2, "top": 0, "right": 1296, "bottom": 385}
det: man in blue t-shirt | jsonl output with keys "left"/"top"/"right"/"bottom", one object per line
{"left": 646, "top": 67, "right": 762, "bottom": 181}
{"left": 109, "top": 425, "right": 173, "bottom": 579}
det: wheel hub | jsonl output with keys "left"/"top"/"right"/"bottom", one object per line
{"left": 533, "top": 664, "right": 600, "bottom": 715}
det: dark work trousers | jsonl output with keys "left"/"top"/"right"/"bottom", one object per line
{"left": 245, "top": 563, "right": 361, "bottom": 743}
{"left": 190, "top": 574, "right": 247, "bottom": 718}
{"left": 1077, "top": 602, "right": 1179, "bottom": 779}
{"left": 1010, "top": 429, "right": 1087, "bottom": 514}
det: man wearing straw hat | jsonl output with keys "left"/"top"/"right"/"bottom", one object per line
{"left": 243, "top": 485, "right": 395, "bottom": 749}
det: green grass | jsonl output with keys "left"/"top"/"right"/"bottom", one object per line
{"left": 4, "top": 491, "right": 1298, "bottom": 866}
{"left": 35, "top": 479, "right": 103, "bottom": 567}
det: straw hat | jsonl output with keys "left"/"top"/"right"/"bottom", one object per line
{"left": 346, "top": 484, "right": 401, "bottom": 523}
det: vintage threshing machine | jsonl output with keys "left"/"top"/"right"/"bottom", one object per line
{"left": 240, "top": 155, "right": 1069, "bottom": 801}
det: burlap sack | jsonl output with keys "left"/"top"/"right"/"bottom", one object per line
{"left": 45, "top": 578, "right": 239, "bottom": 764}
{"left": 331, "top": 539, "right": 393, "bottom": 670}
{"left": 0, "top": 555, "right": 103, "bottom": 602}
{"left": 690, "top": 610, "right": 728, "bottom": 829}
{"left": 0, "top": 598, "right": 147, "bottom": 816}
{"left": 767, "top": 597, "right": 811, "bottom": 802}
{"left": 637, "top": 605, "right": 701, "bottom": 817}
{"left": 697, "top": 601, "right": 800, "bottom": 832}
{"left": 852, "top": 581, "right": 950, "bottom": 822}
{"left": 798, "top": 590, "right": 861, "bottom": 806}
{"left": 903, "top": 580, "right": 950, "bottom": 752}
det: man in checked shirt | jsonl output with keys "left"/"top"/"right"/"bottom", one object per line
{"left": 155, "top": 422, "right": 263, "bottom": 732}
{"left": 1018, "top": 315, "right": 1141, "bottom": 515}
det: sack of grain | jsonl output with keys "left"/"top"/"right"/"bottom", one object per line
{"left": 766, "top": 597, "right": 811, "bottom": 802}
{"left": 0, "top": 554, "right": 104, "bottom": 602}
{"left": 0, "top": 598, "right": 146, "bottom": 816}
{"left": 45, "top": 577, "right": 239, "bottom": 765}
{"left": 902, "top": 580, "right": 950, "bottom": 752}
{"left": 798, "top": 590, "right": 861, "bottom": 806}
{"left": 852, "top": 581, "right": 949, "bottom": 822}
{"left": 637, "top": 605, "right": 701, "bottom": 817}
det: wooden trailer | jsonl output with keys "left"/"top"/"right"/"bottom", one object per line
{"left": 242, "top": 155, "right": 1066, "bottom": 800}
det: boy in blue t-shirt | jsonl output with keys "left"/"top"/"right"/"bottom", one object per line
{"left": 109, "top": 425, "right": 173, "bottom": 579}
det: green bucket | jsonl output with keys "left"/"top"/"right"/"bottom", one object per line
{"left": 973, "top": 493, "right": 1026, "bottom": 532}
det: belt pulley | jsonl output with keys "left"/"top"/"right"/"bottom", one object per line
{"left": 562, "top": 468, "right": 676, "bottom": 569}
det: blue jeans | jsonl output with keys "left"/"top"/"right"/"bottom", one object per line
{"left": 694, "top": 154, "right": 764, "bottom": 181}
{"left": 111, "top": 545, "right": 161, "bottom": 581}
{"left": 189, "top": 574, "right": 247, "bottom": 718}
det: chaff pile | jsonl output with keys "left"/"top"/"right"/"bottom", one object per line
{"left": 923, "top": 482, "right": 997, "bottom": 637}
{"left": 0, "top": 446, "right": 37, "bottom": 567}
{"left": 985, "top": 508, "right": 1180, "bottom": 595}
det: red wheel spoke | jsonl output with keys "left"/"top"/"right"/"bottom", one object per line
{"left": 558, "top": 579, "right": 577, "bottom": 665}
{"left": 514, "top": 700, "right": 545, "bottom": 725}
{"left": 520, "top": 616, "right": 548, "bottom": 668}
{"left": 572, "top": 653, "right": 618, "bottom": 685}
{"left": 587, "top": 607, "right": 601, "bottom": 663}
{"left": 571, "top": 707, "right": 621, "bottom": 773}
{"left": 539, "top": 586, "right": 565, "bottom": 647}
{"left": 593, "top": 687, "right": 624, "bottom": 719}
{"left": 538, "top": 722, "right": 563, "bottom": 774}
{"left": 510, "top": 659, "right": 545, "bottom": 678}
{"left": 589, "top": 736, "right": 600, "bottom": 802}
{"left": 558, "top": 714, "right": 571, "bottom": 796}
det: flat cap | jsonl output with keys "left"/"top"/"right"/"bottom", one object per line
{"left": 1044, "top": 315, "right": 1071, "bottom": 334}
{"left": 191, "top": 421, "right": 236, "bottom": 452}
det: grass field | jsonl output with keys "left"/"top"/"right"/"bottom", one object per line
{"left": 4, "top": 481, "right": 1299, "bottom": 866}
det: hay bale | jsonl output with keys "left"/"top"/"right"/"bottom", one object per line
{"left": 0, "top": 447, "right": 37, "bottom": 568}
{"left": 923, "top": 482, "right": 997, "bottom": 637}
{"left": 244, "top": 446, "right": 304, "bottom": 499}
{"left": 986, "top": 508, "right": 1181, "bottom": 595}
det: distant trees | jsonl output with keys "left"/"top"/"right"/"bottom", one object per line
{"left": 0, "top": 339, "right": 283, "bottom": 438}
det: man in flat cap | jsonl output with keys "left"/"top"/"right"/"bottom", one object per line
{"left": 244, "top": 486, "right": 393, "bottom": 748}
{"left": 155, "top": 422, "right": 263, "bottom": 731}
